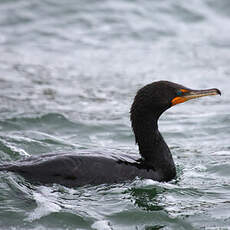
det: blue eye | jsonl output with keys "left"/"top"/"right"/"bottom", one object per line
{"left": 177, "top": 91, "right": 182, "bottom": 96}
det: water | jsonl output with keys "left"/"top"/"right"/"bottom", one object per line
{"left": 0, "top": 0, "right": 230, "bottom": 229}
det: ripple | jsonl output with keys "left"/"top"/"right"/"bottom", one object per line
{"left": 26, "top": 187, "right": 62, "bottom": 222}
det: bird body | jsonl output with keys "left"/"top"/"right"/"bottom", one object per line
{"left": 0, "top": 154, "right": 163, "bottom": 186}
{"left": 0, "top": 81, "right": 221, "bottom": 187}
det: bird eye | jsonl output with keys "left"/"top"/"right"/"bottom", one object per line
{"left": 177, "top": 91, "right": 182, "bottom": 96}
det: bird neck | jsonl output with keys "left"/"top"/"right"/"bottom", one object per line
{"left": 131, "top": 113, "right": 176, "bottom": 181}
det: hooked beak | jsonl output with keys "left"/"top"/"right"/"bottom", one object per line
{"left": 171, "top": 88, "right": 221, "bottom": 106}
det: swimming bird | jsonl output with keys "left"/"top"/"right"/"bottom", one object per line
{"left": 0, "top": 81, "right": 221, "bottom": 187}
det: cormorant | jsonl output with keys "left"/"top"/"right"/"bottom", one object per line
{"left": 0, "top": 81, "right": 221, "bottom": 187}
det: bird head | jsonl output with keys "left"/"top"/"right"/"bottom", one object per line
{"left": 131, "top": 80, "right": 221, "bottom": 120}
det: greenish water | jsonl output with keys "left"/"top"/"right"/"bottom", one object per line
{"left": 0, "top": 0, "right": 230, "bottom": 229}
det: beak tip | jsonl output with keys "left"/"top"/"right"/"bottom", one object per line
{"left": 216, "top": 88, "right": 221, "bottom": 96}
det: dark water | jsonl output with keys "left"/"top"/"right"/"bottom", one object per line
{"left": 0, "top": 0, "right": 230, "bottom": 229}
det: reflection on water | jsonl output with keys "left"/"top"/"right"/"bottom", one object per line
{"left": 0, "top": 0, "right": 230, "bottom": 229}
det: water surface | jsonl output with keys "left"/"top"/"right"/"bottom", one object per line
{"left": 0, "top": 0, "right": 230, "bottom": 229}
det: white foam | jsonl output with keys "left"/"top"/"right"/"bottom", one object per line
{"left": 25, "top": 187, "right": 61, "bottom": 222}
{"left": 91, "top": 220, "right": 113, "bottom": 230}
{"left": 2, "top": 138, "right": 30, "bottom": 157}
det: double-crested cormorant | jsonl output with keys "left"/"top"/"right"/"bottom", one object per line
{"left": 0, "top": 81, "right": 221, "bottom": 187}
